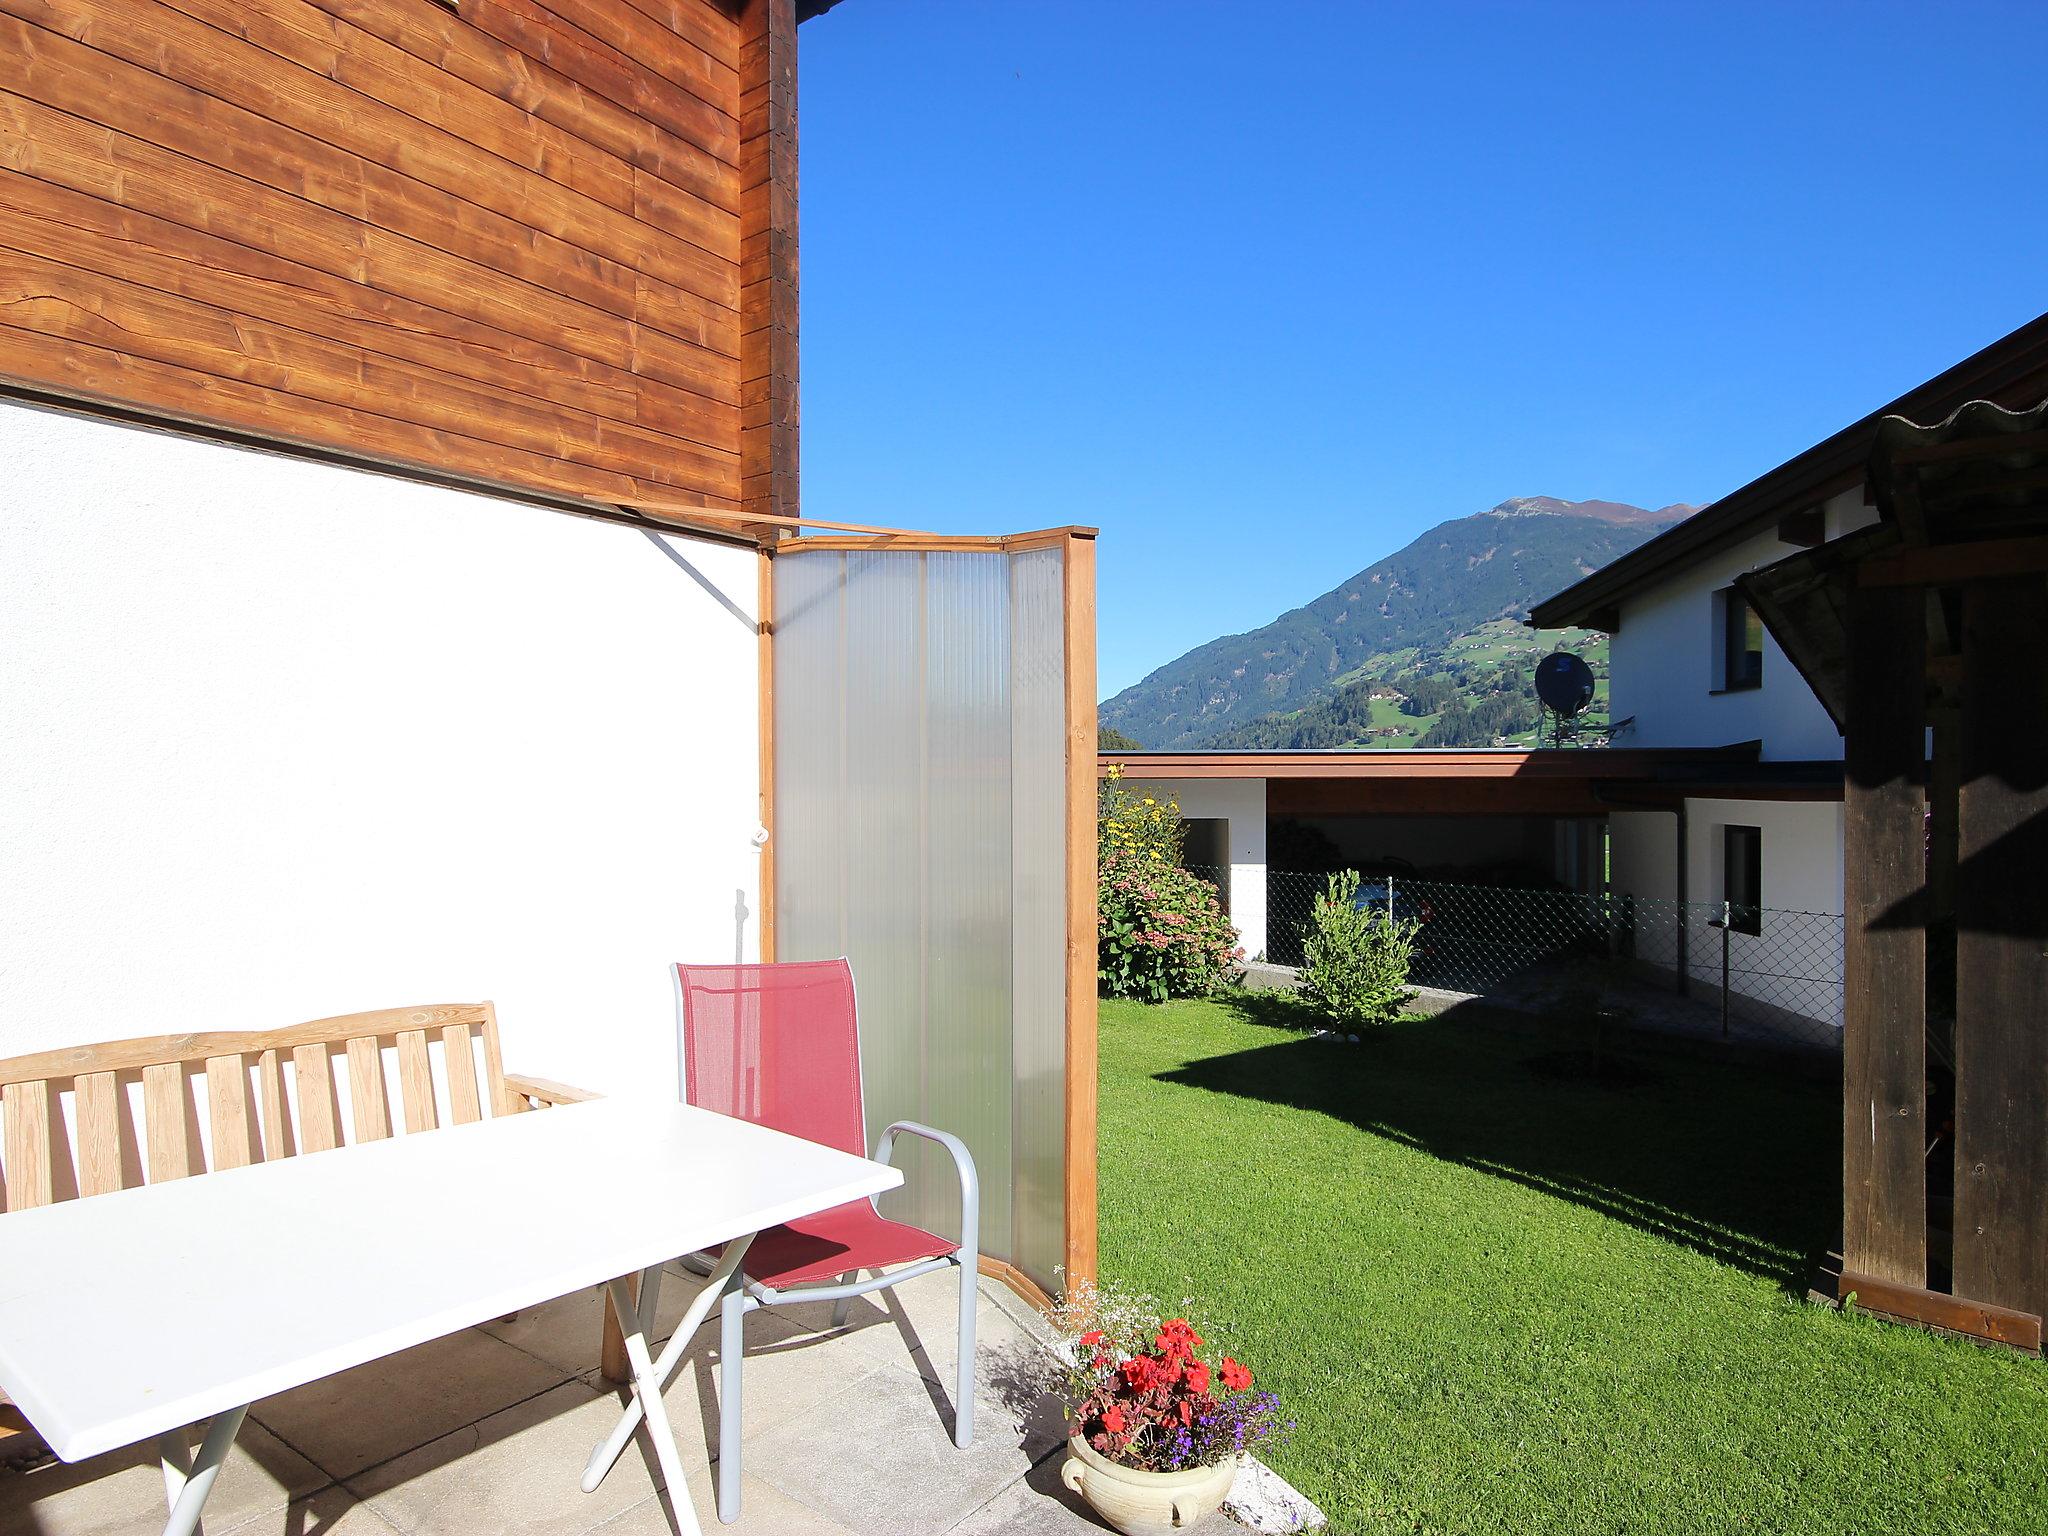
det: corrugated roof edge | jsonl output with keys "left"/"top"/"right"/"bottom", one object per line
{"left": 1528, "top": 309, "right": 2048, "bottom": 633}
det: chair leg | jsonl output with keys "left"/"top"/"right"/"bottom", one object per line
{"left": 831, "top": 1272, "right": 856, "bottom": 1328}
{"left": 718, "top": 1282, "right": 747, "bottom": 1525}
{"left": 953, "top": 1252, "right": 976, "bottom": 1448}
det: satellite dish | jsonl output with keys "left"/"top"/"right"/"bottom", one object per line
{"left": 1534, "top": 651, "right": 1596, "bottom": 717}
{"left": 1534, "top": 652, "right": 1596, "bottom": 746}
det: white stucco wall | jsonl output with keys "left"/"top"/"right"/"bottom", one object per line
{"left": 0, "top": 403, "right": 762, "bottom": 1098}
{"left": 1608, "top": 487, "right": 1875, "bottom": 761}
{"left": 1605, "top": 800, "right": 1845, "bottom": 916}
{"left": 1684, "top": 797, "right": 1845, "bottom": 919}
{"left": 1609, "top": 796, "right": 1845, "bottom": 1028}
{"left": 1609, "top": 810, "right": 1680, "bottom": 906}
{"left": 1118, "top": 776, "right": 1268, "bottom": 961}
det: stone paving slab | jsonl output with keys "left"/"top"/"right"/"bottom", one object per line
{"left": 0, "top": 1270, "right": 1117, "bottom": 1536}
{"left": 251, "top": 1323, "right": 570, "bottom": 1480}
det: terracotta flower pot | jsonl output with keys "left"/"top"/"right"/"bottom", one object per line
{"left": 1059, "top": 1434, "right": 1241, "bottom": 1534}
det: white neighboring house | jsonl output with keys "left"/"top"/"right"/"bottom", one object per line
{"left": 1552, "top": 485, "right": 1873, "bottom": 924}
{"left": 1532, "top": 310, "right": 2048, "bottom": 1029}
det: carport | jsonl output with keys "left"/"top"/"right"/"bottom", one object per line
{"left": 1102, "top": 746, "right": 1763, "bottom": 962}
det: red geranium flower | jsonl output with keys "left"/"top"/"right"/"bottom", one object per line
{"left": 1183, "top": 1359, "right": 1211, "bottom": 1395}
{"left": 1219, "top": 1357, "right": 1252, "bottom": 1392}
{"left": 1101, "top": 1406, "right": 1126, "bottom": 1435}
{"left": 1079, "top": 1330, "right": 1104, "bottom": 1348}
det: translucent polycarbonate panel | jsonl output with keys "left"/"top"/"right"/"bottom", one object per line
{"left": 1006, "top": 546, "right": 1067, "bottom": 1289}
{"left": 773, "top": 545, "right": 1068, "bottom": 1291}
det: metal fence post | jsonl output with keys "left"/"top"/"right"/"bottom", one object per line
{"left": 1711, "top": 900, "right": 1732, "bottom": 1039}
{"left": 1723, "top": 902, "right": 1734, "bottom": 1038}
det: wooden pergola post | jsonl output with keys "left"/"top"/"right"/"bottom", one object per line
{"left": 1841, "top": 583, "right": 1927, "bottom": 1288}
{"left": 1952, "top": 577, "right": 2048, "bottom": 1318}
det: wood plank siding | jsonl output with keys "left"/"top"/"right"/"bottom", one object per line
{"left": 738, "top": 0, "right": 797, "bottom": 530}
{"left": 0, "top": 0, "right": 774, "bottom": 521}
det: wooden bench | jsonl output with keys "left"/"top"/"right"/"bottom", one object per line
{"left": 0, "top": 1002, "right": 596, "bottom": 1452}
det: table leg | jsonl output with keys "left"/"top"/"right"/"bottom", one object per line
{"left": 603, "top": 1275, "right": 701, "bottom": 1536}
{"left": 582, "top": 1235, "right": 755, "bottom": 1498}
{"left": 158, "top": 1427, "right": 192, "bottom": 1510}
{"left": 160, "top": 1405, "right": 247, "bottom": 1536}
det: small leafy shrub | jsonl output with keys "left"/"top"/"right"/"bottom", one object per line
{"left": 1097, "top": 764, "right": 1242, "bottom": 1001}
{"left": 1298, "top": 869, "right": 1419, "bottom": 1028}
{"left": 1053, "top": 1280, "right": 1290, "bottom": 1473}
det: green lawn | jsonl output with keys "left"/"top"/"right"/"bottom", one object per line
{"left": 1097, "top": 995, "right": 2048, "bottom": 1535}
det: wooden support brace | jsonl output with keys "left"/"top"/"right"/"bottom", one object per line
{"left": 1952, "top": 577, "right": 2048, "bottom": 1319}
{"left": 1841, "top": 583, "right": 1928, "bottom": 1288}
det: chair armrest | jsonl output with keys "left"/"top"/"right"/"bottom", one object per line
{"left": 503, "top": 1073, "right": 602, "bottom": 1109}
{"left": 874, "top": 1120, "right": 979, "bottom": 1257}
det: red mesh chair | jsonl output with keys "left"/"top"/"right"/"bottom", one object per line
{"left": 681, "top": 959, "right": 979, "bottom": 1525}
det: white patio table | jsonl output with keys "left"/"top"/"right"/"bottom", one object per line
{"left": 0, "top": 1097, "right": 900, "bottom": 1536}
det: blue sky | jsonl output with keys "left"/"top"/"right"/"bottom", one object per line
{"left": 799, "top": 2, "right": 2048, "bottom": 698}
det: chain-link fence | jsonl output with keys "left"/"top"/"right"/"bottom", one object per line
{"left": 1197, "top": 864, "right": 1844, "bottom": 1053}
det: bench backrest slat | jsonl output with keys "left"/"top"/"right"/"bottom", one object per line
{"left": 397, "top": 1030, "right": 438, "bottom": 1135}
{"left": 75, "top": 1071, "right": 123, "bottom": 1198}
{"left": 143, "top": 1063, "right": 190, "bottom": 1185}
{"left": 0, "top": 1003, "right": 512, "bottom": 1213}
{"left": 346, "top": 1036, "right": 391, "bottom": 1144}
{"left": 443, "top": 1023, "right": 483, "bottom": 1125}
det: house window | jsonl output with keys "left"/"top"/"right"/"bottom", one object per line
{"left": 1723, "top": 825, "right": 1762, "bottom": 935}
{"left": 1715, "top": 586, "right": 1763, "bottom": 692}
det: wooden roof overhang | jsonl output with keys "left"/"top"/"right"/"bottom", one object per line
{"left": 1592, "top": 759, "right": 1846, "bottom": 811}
{"left": 1100, "top": 745, "right": 1769, "bottom": 818}
{"left": 1737, "top": 396, "right": 2048, "bottom": 729}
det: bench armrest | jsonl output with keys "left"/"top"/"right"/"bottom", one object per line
{"left": 874, "top": 1120, "right": 978, "bottom": 1257}
{"left": 503, "top": 1073, "right": 601, "bottom": 1110}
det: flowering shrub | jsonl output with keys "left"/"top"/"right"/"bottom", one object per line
{"left": 1098, "top": 764, "right": 1242, "bottom": 1001}
{"left": 1097, "top": 761, "right": 1185, "bottom": 865}
{"left": 1053, "top": 1281, "right": 1289, "bottom": 1473}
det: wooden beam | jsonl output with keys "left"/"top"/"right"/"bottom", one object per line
{"left": 1841, "top": 583, "right": 1928, "bottom": 1289}
{"left": 776, "top": 526, "right": 1101, "bottom": 554}
{"left": 1265, "top": 778, "right": 1612, "bottom": 817}
{"left": 631, "top": 499, "right": 937, "bottom": 539}
{"left": 1887, "top": 427, "right": 2048, "bottom": 469}
{"left": 1834, "top": 1265, "right": 2042, "bottom": 1353}
{"left": 758, "top": 547, "right": 777, "bottom": 962}
{"left": 1777, "top": 505, "right": 1826, "bottom": 547}
{"left": 979, "top": 1254, "right": 1056, "bottom": 1316}
{"left": 1952, "top": 577, "right": 2048, "bottom": 1319}
{"left": 1889, "top": 471, "right": 1930, "bottom": 546}
{"left": 1062, "top": 531, "right": 1100, "bottom": 1294}
{"left": 738, "top": 0, "right": 799, "bottom": 537}
{"left": 1858, "top": 534, "right": 2048, "bottom": 589}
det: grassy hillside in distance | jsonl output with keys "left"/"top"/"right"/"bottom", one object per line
{"left": 1205, "top": 621, "right": 1612, "bottom": 749}
{"left": 1097, "top": 497, "right": 1688, "bottom": 750}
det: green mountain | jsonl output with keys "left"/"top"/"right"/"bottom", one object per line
{"left": 1204, "top": 620, "right": 1610, "bottom": 749}
{"left": 1098, "top": 496, "right": 1691, "bottom": 750}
